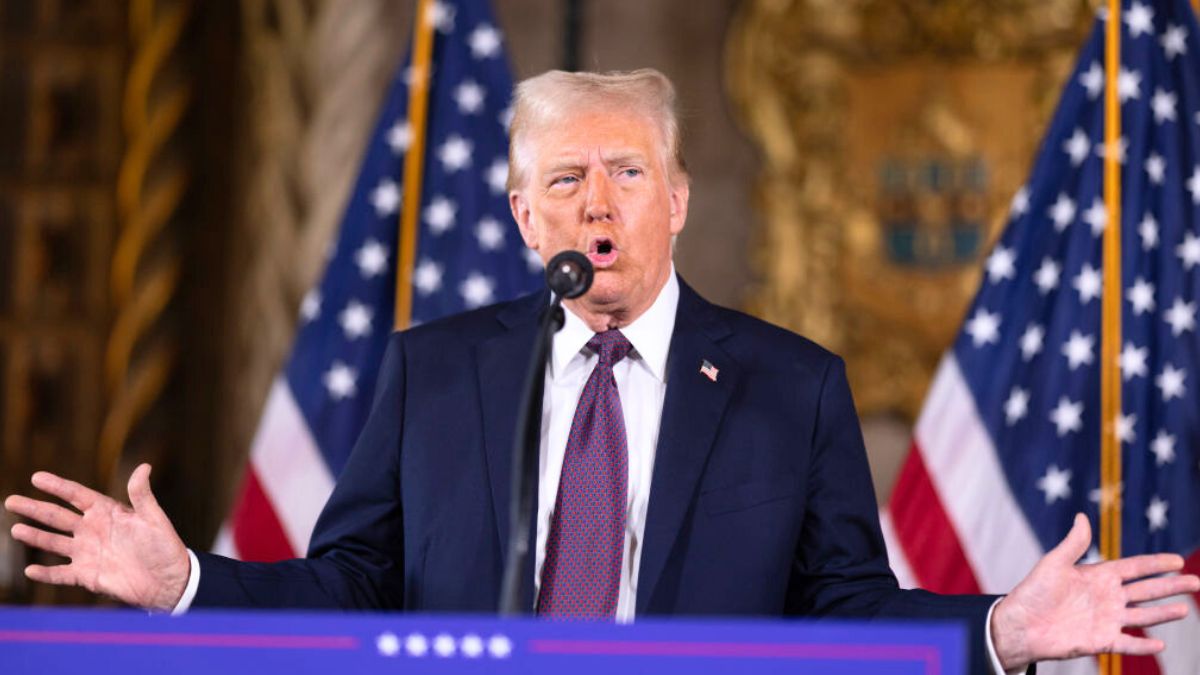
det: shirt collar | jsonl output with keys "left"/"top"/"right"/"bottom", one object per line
{"left": 551, "top": 265, "right": 679, "bottom": 383}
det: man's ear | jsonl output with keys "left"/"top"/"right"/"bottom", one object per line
{"left": 510, "top": 190, "right": 539, "bottom": 250}
{"left": 668, "top": 180, "right": 690, "bottom": 236}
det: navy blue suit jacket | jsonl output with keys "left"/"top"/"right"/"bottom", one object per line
{"left": 195, "top": 277, "right": 999, "bottom": 671}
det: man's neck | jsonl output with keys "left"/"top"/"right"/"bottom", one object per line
{"left": 563, "top": 269, "right": 674, "bottom": 333}
{"left": 565, "top": 304, "right": 639, "bottom": 332}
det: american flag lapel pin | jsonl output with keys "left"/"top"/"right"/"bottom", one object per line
{"left": 700, "top": 359, "right": 719, "bottom": 382}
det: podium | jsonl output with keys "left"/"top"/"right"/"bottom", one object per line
{"left": 0, "top": 607, "right": 965, "bottom": 674}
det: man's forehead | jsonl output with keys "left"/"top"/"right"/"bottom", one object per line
{"left": 529, "top": 108, "right": 660, "bottom": 156}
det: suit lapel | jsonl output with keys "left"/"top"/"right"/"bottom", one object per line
{"left": 636, "top": 280, "right": 736, "bottom": 613}
{"left": 475, "top": 291, "right": 546, "bottom": 607}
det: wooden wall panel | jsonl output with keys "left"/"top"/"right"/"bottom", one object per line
{"left": 0, "top": 0, "right": 126, "bottom": 604}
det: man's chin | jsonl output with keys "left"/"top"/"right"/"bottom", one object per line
{"left": 581, "top": 278, "right": 625, "bottom": 308}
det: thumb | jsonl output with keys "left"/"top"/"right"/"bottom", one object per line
{"left": 1045, "top": 512, "right": 1091, "bottom": 565}
{"left": 127, "top": 463, "right": 165, "bottom": 518}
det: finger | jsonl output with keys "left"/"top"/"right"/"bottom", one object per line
{"left": 25, "top": 563, "right": 78, "bottom": 587}
{"left": 1046, "top": 512, "right": 1092, "bottom": 565}
{"left": 4, "top": 495, "right": 81, "bottom": 533}
{"left": 30, "top": 472, "right": 101, "bottom": 512}
{"left": 1110, "top": 633, "right": 1166, "bottom": 655}
{"left": 1125, "top": 574, "right": 1200, "bottom": 604}
{"left": 10, "top": 523, "right": 73, "bottom": 558}
{"left": 1124, "top": 602, "right": 1190, "bottom": 628}
{"left": 127, "top": 463, "right": 165, "bottom": 520}
{"left": 1109, "top": 553, "right": 1185, "bottom": 581}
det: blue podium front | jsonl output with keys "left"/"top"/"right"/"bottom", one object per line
{"left": 0, "top": 607, "right": 965, "bottom": 674}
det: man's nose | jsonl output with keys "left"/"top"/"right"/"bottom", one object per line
{"left": 584, "top": 172, "right": 614, "bottom": 222}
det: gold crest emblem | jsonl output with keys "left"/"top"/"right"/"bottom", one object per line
{"left": 726, "top": 0, "right": 1096, "bottom": 419}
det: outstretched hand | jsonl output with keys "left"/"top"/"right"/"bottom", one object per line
{"left": 991, "top": 513, "right": 1200, "bottom": 670}
{"left": 4, "top": 464, "right": 190, "bottom": 611}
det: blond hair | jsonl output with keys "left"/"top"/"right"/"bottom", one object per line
{"left": 506, "top": 68, "right": 688, "bottom": 191}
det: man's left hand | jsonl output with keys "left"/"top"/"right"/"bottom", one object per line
{"left": 991, "top": 513, "right": 1200, "bottom": 670}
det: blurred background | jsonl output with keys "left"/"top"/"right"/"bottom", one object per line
{"left": 0, "top": 0, "right": 1097, "bottom": 605}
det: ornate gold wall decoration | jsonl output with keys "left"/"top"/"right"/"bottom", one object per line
{"left": 0, "top": 0, "right": 126, "bottom": 604}
{"left": 98, "top": 0, "right": 193, "bottom": 486}
{"left": 726, "top": 0, "right": 1095, "bottom": 419}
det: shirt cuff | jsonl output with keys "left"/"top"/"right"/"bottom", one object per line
{"left": 985, "top": 598, "right": 1029, "bottom": 675}
{"left": 170, "top": 549, "right": 201, "bottom": 616}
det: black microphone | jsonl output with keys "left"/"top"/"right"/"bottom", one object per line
{"left": 545, "top": 250, "right": 593, "bottom": 299}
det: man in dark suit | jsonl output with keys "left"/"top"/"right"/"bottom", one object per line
{"left": 6, "top": 69, "right": 1198, "bottom": 674}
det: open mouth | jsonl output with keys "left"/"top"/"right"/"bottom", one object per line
{"left": 588, "top": 237, "right": 619, "bottom": 268}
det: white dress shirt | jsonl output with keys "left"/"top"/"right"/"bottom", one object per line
{"left": 533, "top": 268, "right": 679, "bottom": 622}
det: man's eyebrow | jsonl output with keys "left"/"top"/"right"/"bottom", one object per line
{"left": 541, "top": 160, "right": 586, "bottom": 175}
{"left": 603, "top": 152, "right": 649, "bottom": 166}
{"left": 538, "top": 152, "right": 649, "bottom": 177}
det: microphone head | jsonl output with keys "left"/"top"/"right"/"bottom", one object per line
{"left": 545, "top": 250, "right": 593, "bottom": 299}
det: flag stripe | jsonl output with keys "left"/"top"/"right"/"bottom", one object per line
{"left": 247, "top": 380, "right": 336, "bottom": 555}
{"left": 914, "top": 357, "right": 1044, "bottom": 593}
{"left": 1121, "top": 629, "right": 1166, "bottom": 675}
{"left": 212, "top": 524, "right": 235, "bottom": 558}
{"left": 230, "top": 469, "right": 296, "bottom": 562}
{"left": 1186, "top": 550, "right": 1200, "bottom": 607}
{"left": 1041, "top": 659, "right": 1101, "bottom": 675}
{"left": 1143, "top": 591, "right": 1200, "bottom": 675}
{"left": 889, "top": 445, "right": 982, "bottom": 594}
{"left": 877, "top": 510, "right": 917, "bottom": 589}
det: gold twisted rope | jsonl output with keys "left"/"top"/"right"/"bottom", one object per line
{"left": 99, "top": 0, "right": 192, "bottom": 483}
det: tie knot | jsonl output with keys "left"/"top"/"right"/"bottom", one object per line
{"left": 587, "top": 329, "right": 633, "bottom": 367}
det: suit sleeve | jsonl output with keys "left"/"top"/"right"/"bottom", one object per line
{"left": 192, "top": 331, "right": 408, "bottom": 609}
{"left": 786, "top": 355, "right": 1001, "bottom": 674}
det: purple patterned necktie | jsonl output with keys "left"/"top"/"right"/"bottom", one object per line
{"left": 537, "top": 329, "right": 633, "bottom": 618}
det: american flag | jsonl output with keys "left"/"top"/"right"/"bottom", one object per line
{"left": 213, "top": 0, "right": 542, "bottom": 562}
{"left": 883, "top": 2, "right": 1200, "bottom": 674}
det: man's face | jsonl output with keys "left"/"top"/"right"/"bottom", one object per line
{"left": 509, "top": 108, "right": 689, "bottom": 324}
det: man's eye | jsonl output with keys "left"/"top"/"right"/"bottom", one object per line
{"left": 553, "top": 175, "right": 579, "bottom": 186}
{"left": 621, "top": 168, "right": 642, "bottom": 178}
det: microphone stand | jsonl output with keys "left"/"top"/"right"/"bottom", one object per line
{"left": 499, "top": 297, "right": 565, "bottom": 615}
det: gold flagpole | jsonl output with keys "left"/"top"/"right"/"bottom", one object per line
{"left": 1100, "top": 0, "right": 1123, "bottom": 672}
{"left": 394, "top": 0, "right": 437, "bottom": 329}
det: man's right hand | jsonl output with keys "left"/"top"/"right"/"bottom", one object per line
{"left": 4, "top": 463, "right": 190, "bottom": 611}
